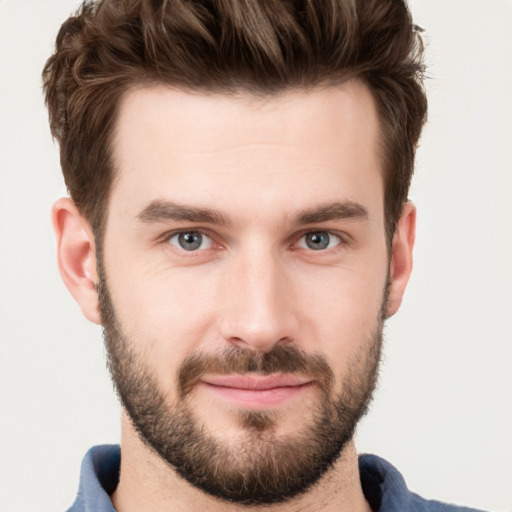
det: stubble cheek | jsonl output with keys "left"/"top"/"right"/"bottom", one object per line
{"left": 123, "top": 293, "right": 222, "bottom": 398}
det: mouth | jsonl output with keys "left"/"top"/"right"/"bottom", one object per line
{"left": 199, "top": 374, "right": 313, "bottom": 409}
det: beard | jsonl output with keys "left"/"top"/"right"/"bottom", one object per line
{"left": 97, "top": 266, "right": 385, "bottom": 505}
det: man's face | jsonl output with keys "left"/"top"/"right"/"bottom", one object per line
{"left": 99, "top": 82, "right": 391, "bottom": 503}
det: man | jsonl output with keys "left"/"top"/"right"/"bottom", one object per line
{"left": 41, "top": 0, "right": 485, "bottom": 510}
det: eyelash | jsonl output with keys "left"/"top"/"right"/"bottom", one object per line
{"left": 161, "top": 229, "right": 348, "bottom": 255}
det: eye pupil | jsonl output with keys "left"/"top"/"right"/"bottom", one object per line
{"left": 305, "top": 232, "right": 330, "bottom": 250}
{"left": 178, "top": 232, "right": 202, "bottom": 250}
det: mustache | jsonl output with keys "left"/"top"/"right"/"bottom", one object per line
{"left": 178, "top": 344, "right": 334, "bottom": 398}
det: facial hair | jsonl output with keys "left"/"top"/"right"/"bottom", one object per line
{"left": 97, "top": 267, "right": 385, "bottom": 505}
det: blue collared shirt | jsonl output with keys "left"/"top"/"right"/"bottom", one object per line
{"left": 67, "top": 445, "right": 485, "bottom": 511}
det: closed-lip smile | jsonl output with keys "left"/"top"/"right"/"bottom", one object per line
{"left": 199, "top": 374, "right": 313, "bottom": 409}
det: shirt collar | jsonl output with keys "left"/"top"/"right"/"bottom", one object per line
{"left": 69, "top": 445, "right": 119, "bottom": 512}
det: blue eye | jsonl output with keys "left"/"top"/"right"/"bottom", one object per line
{"left": 168, "top": 231, "right": 213, "bottom": 251}
{"left": 297, "top": 231, "right": 341, "bottom": 251}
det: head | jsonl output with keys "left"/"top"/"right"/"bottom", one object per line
{"left": 45, "top": 0, "right": 426, "bottom": 506}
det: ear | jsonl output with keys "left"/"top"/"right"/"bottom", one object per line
{"left": 52, "top": 198, "right": 101, "bottom": 324}
{"left": 386, "top": 202, "right": 416, "bottom": 318}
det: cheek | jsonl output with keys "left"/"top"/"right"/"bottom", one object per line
{"left": 292, "top": 261, "right": 388, "bottom": 360}
{"left": 105, "top": 262, "right": 222, "bottom": 381}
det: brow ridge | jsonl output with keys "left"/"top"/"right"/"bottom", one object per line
{"left": 137, "top": 200, "right": 229, "bottom": 226}
{"left": 136, "top": 199, "right": 368, "bottom": 227}
{"left": 293, "top": 201, "right": 369, "bottom": 225}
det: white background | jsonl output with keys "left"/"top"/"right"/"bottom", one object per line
{"left": 0, "top": 1, "right": 511, "bottom": 511}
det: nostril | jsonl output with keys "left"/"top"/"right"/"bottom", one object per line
{"left": 225, "top": 335, "right": 294, "bottom": 353}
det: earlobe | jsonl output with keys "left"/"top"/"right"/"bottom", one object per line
{"left": 386, "top": 202, "right": 416, "bottom": 318}
{"left": 52, "top": 198, "right": 101, "bottom": 324}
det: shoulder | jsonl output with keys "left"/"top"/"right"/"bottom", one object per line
{"left": 359, "top": 454, "right": 487, "bottom": 512}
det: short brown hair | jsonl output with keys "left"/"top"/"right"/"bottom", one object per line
{"left": 43, "top": 0, "right": 427, "bottom": 245}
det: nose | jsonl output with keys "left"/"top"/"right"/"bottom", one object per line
{"left": 218, "top": 246, "right": 298, "bottom": 353}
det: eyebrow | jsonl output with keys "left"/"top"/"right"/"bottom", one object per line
{"left": 137, "top": 200, "right": 230, "bottom": 226}
{"left": 293, "top": 201, "right": 369, "bottom": 225}
{"left": 136, "top": 199, "right": 368, "bottom": 226}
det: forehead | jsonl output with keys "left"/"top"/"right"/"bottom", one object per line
{"left": 110, "top": 82, "right": 383, "bottom": 222}
{"left": 114, "top": 81, "right": 379, "bottom": 156}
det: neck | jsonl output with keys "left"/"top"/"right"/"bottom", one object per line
{"left": 111, "top": 413, "right": 371, "bottom": 512}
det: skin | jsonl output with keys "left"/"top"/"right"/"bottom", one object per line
{"left": 52, "top": 80, "right": 415, "bottom": 512}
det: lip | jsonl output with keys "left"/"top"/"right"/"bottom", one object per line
{"left": 199, "top": 374, "right": 313, "bottom": 409}
{"left": 202, "top": 374, "right": 311, "bottom": 389}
